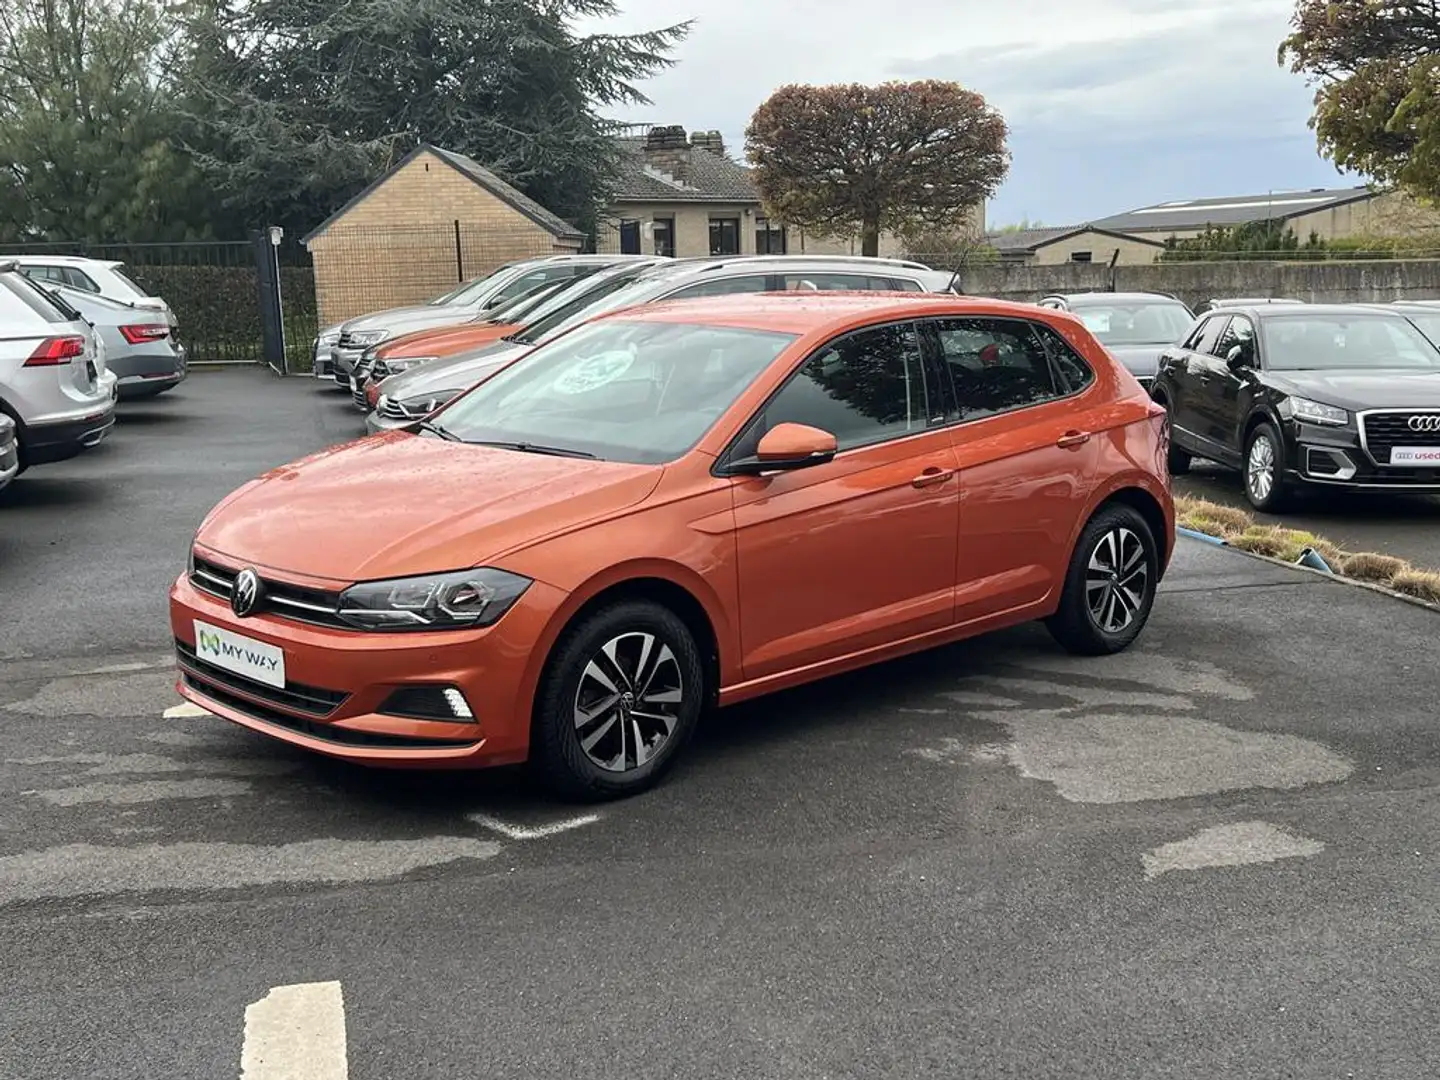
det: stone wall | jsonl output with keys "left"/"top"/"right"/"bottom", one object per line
{"left": 957, "top": 258, "right": 1440, "bottom": 310}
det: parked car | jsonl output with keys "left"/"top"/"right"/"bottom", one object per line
{"left": 172, "top": 290, "right": 1173, "bottom": 799}
{"left": 46, "top": 284, "right": 187, "bottom": 398}
{"left": 353, "top": 258, "right": 677, "bottom": 408}
{"left": 3, "top": 254, "right": 177, "bottom": 326}
{"left": 0, "top": 412, "right": 18, "bottom": 493}
{"left": 1195, "top": 297, "right": 1307, "bottom": 314}
{"left": 348, "top": 275, "right": 599, "bottom": 410}
{"left": 1150, "top": 302, "right": 1440, "bottom": 510}
{"left": 0, "top": 262, "right": 117, "bottom": 473}
{"left": 326, "top": 254, "right": 658, "bottom": 386}
{"left": 1036, "top": 292, "right": 1195, "bottom": 389}
{"left": 367, "top": 255, "right": 960, "bottom": 431}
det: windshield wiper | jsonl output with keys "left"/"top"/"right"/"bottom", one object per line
{"left": 501, "top": 331, "right": 538, "bottom": 344}
{"left": 416, "top": 420, "right": 460, "bottom": 441}
{"left": 468, "top": 439, "right": 596, "bottom": 459}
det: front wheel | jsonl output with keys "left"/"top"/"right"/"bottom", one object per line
{"left": 1046, "top": 504, "right": 1160, "bottom": 656}
{"left": 1243, "top": 420, "right": 1292, "bottom": 513}
{"left": 531, "top": 600, "right": 705, "bottom": 801}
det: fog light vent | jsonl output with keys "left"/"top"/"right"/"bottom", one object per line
{"left": 379, "top": 686, "right": 476, "bottom": 722}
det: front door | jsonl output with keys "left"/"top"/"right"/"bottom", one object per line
{"left": 923, "top": 316, "right": 1101, "bottom": 624}
{"left": 1202, "top": 313, "right": 1258, "bottom": 457}
{"left": 728, "top": 322, "right": 960, "bottom": 681}
{"left": 1168, "top": 314, "right": 1229, "bottom": 457}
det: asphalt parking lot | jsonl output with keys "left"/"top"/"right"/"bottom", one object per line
{"left": 2, "top": 369, "right": 1438, "bottom": 1078}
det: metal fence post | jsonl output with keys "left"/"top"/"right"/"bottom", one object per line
{"left": 252, "top": 227, "right": 287, "bottom": 374}
{"left": 453, "top": 220, "right": 464, "bottom": 282}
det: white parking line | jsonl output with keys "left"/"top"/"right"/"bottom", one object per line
{"left": 241, "top": 981, "right": 348, "bottom": 1079}
{"left": 163, "top": 701, "right": 212, "bottom": 719}
{"left": 468, "top": 811, "right": 600, "bottom": 840}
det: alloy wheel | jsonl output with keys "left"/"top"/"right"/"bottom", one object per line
{"left": 572, "top": 631, "right": 685, "bottom": 773}
{"left": 1085, "top": 527, "right": 1149, "bottom": 635}
{"left": 1248, "top": 433, "right": 1276, "bottom": 504}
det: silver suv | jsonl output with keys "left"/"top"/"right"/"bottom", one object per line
{"left": 0, "top": 263, "right": 117, "bottom": 473}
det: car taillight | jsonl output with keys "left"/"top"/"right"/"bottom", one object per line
{"left": 25, "top": 335, "right": 87, "bottom": 366}
{"left": 120, "top": 324, "right": 169, "bottom": 344}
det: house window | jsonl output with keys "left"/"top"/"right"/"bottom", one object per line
{"left": 651, "top": 217, "right": 675, "bottom": 258}
{"left": 756, "top": 217, "right": 787, "bottom": 255}
{"left": 619, "top": 220, "right": 641, "bottom": 255}
{"left": 709, "top": 217, "right": 741, "bottom": 256}
{"left": 1070, "top": 251, "right": 1093, "bottom": 263}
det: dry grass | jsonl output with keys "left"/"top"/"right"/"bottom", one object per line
{"left": 1391, "top": 569, "right": 1440, "bottom": 605}
{"left": 1171, "top": 494, "right": 1439, "bottom": 603}
{"left": 1340, "top": 551, "right": 1408, "bottom": 585}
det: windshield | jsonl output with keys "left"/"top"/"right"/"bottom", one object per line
{"left": 430, "top": 319, "right": 795, "bottom": 464}
{"left": 1071, "top": 301, "right": 1194, "bottom": 346}
{"left": 510, "top": 265, "right": 672, "bottom": 344}
{"left": 1403, "top": 312, "right": 1440, "bottom": 348}
{"left": 441, "top": 264, "right": 526, "bottom": 306}
{"left": 1262, "top": 314, "right": 1440, "bottom": 370}
{"left": 109, "top": 264, "right": 148, "bottom": 297}
{"left": 478, "top": 279, "right": 570, "bottom": 324}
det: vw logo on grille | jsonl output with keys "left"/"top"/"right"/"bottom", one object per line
{"left": 231, "top": 568, "right": 262, "bottom": 618}
{"left": 1407, "top": 415, "right": 1440, "bottom": 433}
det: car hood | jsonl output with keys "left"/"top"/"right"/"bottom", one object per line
{"left": 380, "top": 321, "right": 515, "bottom": 360}
{"left": 377, "top": 340, "right": 530, "bottom": 402}
{"left": 1102, "top": 343, "right": 1171, "bottom": 378}
{"left": 196, "top": 432, "right": 663, "bottom": 583}
{"left": 341, "top": 303, "right": 475, "bottom": 334}
{"left": 1265, "top": 369, "right": 1440, "bottom": 411}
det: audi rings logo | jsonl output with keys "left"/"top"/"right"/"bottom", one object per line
{"left": 1407, "top": 415, "right": 1440, "bottom": 433}
{"left": 231, "top": 568, "right": 262, "bottom": 618}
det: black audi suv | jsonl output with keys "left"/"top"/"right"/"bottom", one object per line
{"left": 1149, "top": 302, "right": 1440, "bottom": 511}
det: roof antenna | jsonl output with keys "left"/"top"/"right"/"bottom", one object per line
{"left": 946, "top": 266, "right": 964, "bottom": 295}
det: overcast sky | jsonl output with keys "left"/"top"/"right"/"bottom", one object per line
{"left": 581, "top": 0, "right": 1357, "bottom": 228}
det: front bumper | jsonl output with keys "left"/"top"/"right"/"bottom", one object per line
{"left": 1285, "top": 418, "right": 1440, "bottom": 492}
{"left": 168, "top": 570, "right": 564, "bottom": 768}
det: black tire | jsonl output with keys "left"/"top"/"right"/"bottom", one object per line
{"left": 1046, "top": 503, "right": 1160, "bottom": 656}
{"left": 531, "top": 599, "right": 705, "bottom": 801}
{"left": 1243, "top": 419, "right": 1292, "bottom": 513}
{"left": 0, "top": 400, "right": 28, "bottom": 475}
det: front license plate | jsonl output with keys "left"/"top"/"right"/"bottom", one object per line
{"left": 1390, "top": 447, "right": 1440, "bottom": 465}
{"left": 193, "top": 619, "right": 286, "bottom": 688}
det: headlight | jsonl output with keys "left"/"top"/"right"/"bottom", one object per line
{"left": 1287, "top": 397, "right": 1348, "bottom": 426}
{"left": 372, "top": 356, "right": 435, "bottom": 380}
{"left": 336, "top": 568, "right": 532, "bottom": 631}
{"left": 399, "top": 389, "right": 462, "bottom": 415}
{"left": 349, "top": 329, "right": 388, "bottom": 346}
{"left": 317, "top": 328, "right": 341, "bottom": 346}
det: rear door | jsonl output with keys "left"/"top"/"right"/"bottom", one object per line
{"left": 922, "top": 314, "right": 1101, "bottom": 625}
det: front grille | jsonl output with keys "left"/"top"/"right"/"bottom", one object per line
{"left": 180, "top": 672, "right": 474, "bottom": 750}
{"left": 176, "top": 639, "right": 348, "bottom": 717}
{"left": 1360, "top": 410, "right": 1440, "bottom": 466}
{"left": 378, "top": 396, "right": 413, "bottom": 421}
{"left": 190, "top": 555, "right": 350, "bottom": 629}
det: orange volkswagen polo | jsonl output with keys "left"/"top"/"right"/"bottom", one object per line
{"left": 171, "top": 292, "right": 1174, "bottom": 800}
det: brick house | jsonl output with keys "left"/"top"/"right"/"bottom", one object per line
{"left": 302, "top": 145, "right": 584, "bottom": 325}
{"left": 596, "top": 125, "right": 986, "bottom": 260}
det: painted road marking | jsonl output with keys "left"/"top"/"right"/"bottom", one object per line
{"left": 242, "top": 981, "right": 348, "bottom": 1079}
{"left": 164, "top": 702, "right": 212, "bottom": 719}
{"left": 468, "top": 811, "right": 600, "bottom": 840}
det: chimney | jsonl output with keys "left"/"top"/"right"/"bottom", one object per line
{"left": 642, "top": 124, "right": 693, "bottom": 184}
{"left": 689, "top": 130, "right": 726, "bottom": 157}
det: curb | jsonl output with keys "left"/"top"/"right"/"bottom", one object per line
{"left": 1176, "top": 529, "right": 1440, "bottom": 615}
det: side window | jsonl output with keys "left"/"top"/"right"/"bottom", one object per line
{"left": 1187, "top": 316, "right": 1229, "bottom": 356}
{"left": 1215, "top": 314, "right": 1256, "bottom": 365}
{"left": 740, "top": 323, "right": 930, "bottom": 453}
{"left": 889, "top": 277, "right": 925, "bottom": 292}
{"left": 779, "top": 273, "right": 871, "bottom": 291}
{"left": 667, "top": 274, "right": 771, "bottom": 299}
{"left": 1031, "top": 322, "right": 1096, "bottom": 394}
{"left": 930, "top": 318, "right": 1061, "bottom": 422}
{"left": 63, "top": 268, "right": 100, "bottom": 292}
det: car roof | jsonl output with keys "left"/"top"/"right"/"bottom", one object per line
{"left": 626, "top": 257, "right": 944, "bottom": 290}
{"left": 1042, "top": 291, "right": 1183, "bottom": 303}
{"left": 1231, "top": 302, "right": 1413, "bottom": 318}
{"left": 0, "top": 253, "right": 123, "bottom": 268}
{"left": 597, "top": 290, "right": 1063, "bottom": 336}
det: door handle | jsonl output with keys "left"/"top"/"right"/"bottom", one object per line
{"left": 911, "top": 467, "right": 956, "bottom": 488}
{"left": 1056, "top": 430, "right": 1091, "bottom": 449}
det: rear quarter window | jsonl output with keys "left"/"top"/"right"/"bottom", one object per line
{"left": 1031, "top": 322, "right": 1096, "bottom": 394}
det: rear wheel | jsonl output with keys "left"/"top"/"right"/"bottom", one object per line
{"left": 531, "top": 600, "right": 705, "bottom": 801}
{"left": 1046, "top": 504, "right": 1160, "bottom": 656}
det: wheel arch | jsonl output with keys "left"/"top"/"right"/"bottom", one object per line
{"left": 1074, "top": 473, "right": 1174, "bottom": 577}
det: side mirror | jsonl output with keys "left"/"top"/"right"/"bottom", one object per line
{"left": 726, "top": 422, "right": 837, "bottom": 475}
{"left": 1226, "top": 344, "right": 1248, "bottom": 369}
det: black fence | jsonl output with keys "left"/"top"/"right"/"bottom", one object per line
{"left": 1, "top": 239, "right": 320, "bottom": 369}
